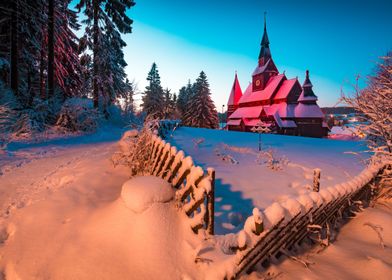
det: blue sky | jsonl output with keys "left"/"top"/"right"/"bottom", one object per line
{"left": 73, "top": 0, "right": 392, "bottom": 108}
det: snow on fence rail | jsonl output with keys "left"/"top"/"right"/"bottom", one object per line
{"left": 148, "top": 134, "right": 215, "bottom": 235}
{"left": 228, "top": 163, "right": 391, "bottom": 279}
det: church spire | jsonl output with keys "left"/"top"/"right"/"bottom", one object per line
{"left": 258, "top": 12, "right": 271, "bottom": 66}
{"left": 298, "top": 70, "right": 318, "bottom": 103}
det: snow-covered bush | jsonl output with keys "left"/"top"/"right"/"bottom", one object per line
{"left": 192, "top": 137, "right": 205, "bottom": 149}
{"left": 214, "top": 148, "right": 239, "bottom": 164}
{"left": 341, "top": 53, "right": 392, "bottom": 161}
{"left": 113, "top": 118, "right": 159, "bottom": 176}
{"left": 11, "top": 99, "right": 55, "bottom": 138}
{"left": 255, "top": 149, "right": 288, "bottom": 171}
{"left": 56, "top": 98, "right": 100, "bottom": 132}
{"left": 0, "top": 104, "right": 17, "bottom": 151}
{"left": 112, "top": 129, "right": 139, "bottom": 167}
{"left": 12, "top": 110, "right": 45, "bottom": 137}
{"left": 0, "top": 104, "right": 17, "bottom": 134}
{"left": 105, "top": 104, "right": 128, "bottom": 126}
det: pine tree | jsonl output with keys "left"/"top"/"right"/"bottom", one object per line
{"left": 76, "top": 0, "right": 135, "bottom": 111}
{"left": 0, "top": 0, "right": 80, "bottom": 106}
{"left": 180, "top": 80, "right": 195, "bottom": 123}
{"left": 99, "top": 22, "right": 130, "bottom": 113}
{"left": 53, "top": 1, "right": 82, "bottom": 100}
{"left": 123, "top": 78, "right": 135, "bottom": 114}
{"left": 10, "top": 0, "right": 19, "bottom": 97}
{"left": 163, "top": 88, "right": 176, "bottom": 119}
{"left": 183, "top": 71, "right": 218, "bottom": 128}
{"left": 47, "top": 0, "right": 55, "bottom": 99}
{"left": 177, "top": 86, "right": 187, "bottom": 114}
{"left": 0, "top": 0, "right": 46, "bottom": 105}
{"left": 142, "top": 63, "right": 164, "bottom": 119}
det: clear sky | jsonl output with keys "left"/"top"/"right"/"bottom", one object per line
{"left": 75, "top": 0, "right": 392, "bottom": 109}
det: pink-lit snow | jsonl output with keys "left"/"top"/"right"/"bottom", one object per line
{"left": 0, "top": 126, "right": 390, "bottom": 279}
{"left": 0, "top": 129, "right": 203, "bottom": 279}
{"left": 121, "top": 175, "right": 174, "bottom": 213}
{"left": 168, "top": 127, "right": 367, "bottom": 234}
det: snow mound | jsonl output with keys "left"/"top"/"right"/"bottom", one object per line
{"left": 121, "top": 175, "right": 174, "bottom": 213}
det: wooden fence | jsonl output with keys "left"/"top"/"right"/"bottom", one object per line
{"left": 147, "top": 134, "right": 215, "bottom": 235}
{"left": 229, "top": 163, "right": 390, "bottom": 279}
{"left": 132, "top": 129, "right": 390, "bottom": 279}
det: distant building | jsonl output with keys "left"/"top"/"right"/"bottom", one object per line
{"left": 227, "top": 16, "right": 328, "bottom": 138}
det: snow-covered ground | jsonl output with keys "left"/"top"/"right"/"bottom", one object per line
{"left": 328, "top": 125, "right": 361, "bottom": 141}
{"left": 168, "top": 127, "right": 368, "bottom": 234}
{"left": 0, "top": 128, "right": 206, "bottom": 279}
{"left": 1, "top": 126, "right": 390, "bottom": 280}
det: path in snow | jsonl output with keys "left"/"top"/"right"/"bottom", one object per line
{"left": 0, "top": 131, "right": 203, "bottom": 280}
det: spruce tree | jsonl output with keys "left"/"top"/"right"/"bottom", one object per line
{"left": 142, "top": 63, "right": 164, "bottom": 119}
{"left": 177, "top": 86, "right": 187, "bottom": 115}
{"left": 163, "top": 88, "right": 172, "bottom": 119}
{"left": 0, "top": 0, "right": 46, "bottom": 105}
{"left": 54, "top": 1, "right": 82, "bottom": 100}
{"left": 180, "top": 80, "right": 195, "bottom": 123}
{"left": 183, "top": 71, "right": 218, "bottom": 128}
{"left": 76, "top": 0, "right": 135, "bottom": 110}
{"left": 0, "top": 0, "right": 81, "bottom": 105}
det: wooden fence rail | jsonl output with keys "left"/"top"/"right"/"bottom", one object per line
{"left": 230, "top": 163, "right": 390, "bottom": 279}
{"left": 130, "top": 127, "right": 390, "bottom": 279}
{"left": 147, "top": 134, "right": 215, "bottom": 235}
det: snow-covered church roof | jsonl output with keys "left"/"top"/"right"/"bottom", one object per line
{"left": 227, "top": 73, "right": 243, "bottom": 106}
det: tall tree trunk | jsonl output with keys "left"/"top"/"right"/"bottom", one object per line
{"left": 40, "top": 41, "right": 46, "bottom": 99}
{"left": 47, "top": 0, "right": 55, "bottom": 99}
{"left": 92, "top": 0, "right": 99, "bottom": 109}
{"left": 10, "top": 0, "right": 19, "bottom": 96}
{"left": 27, "top": 68, "right": 34, "bottom": 106}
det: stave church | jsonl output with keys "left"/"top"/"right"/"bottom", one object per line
{"left": 226, "top": 16, "right": 328, "bottom": 138}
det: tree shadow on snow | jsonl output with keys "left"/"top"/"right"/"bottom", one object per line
{"left": 213, "top": 178, "right": 254, "bottom": 235}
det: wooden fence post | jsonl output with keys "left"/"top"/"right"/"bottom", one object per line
{"left": 206, "top": 168, "right": 215, "bottom": 235}
{"left": 253, "top": 208, "right": 264, "bottom": 235}
{"left": 313, "top": 168, "right": 321, "bottom": 192}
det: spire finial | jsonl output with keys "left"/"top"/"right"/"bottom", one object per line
{"left": 306, "top": 69, "right": 309, "bottom": 79}
{"left": 264, "top": 11, "right": 267, "bottom": 31}
{"left": 235, "top": 70, "right": 237, "bottom": 75}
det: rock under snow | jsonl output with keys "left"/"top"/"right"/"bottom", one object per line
{"left": 121, "top": 175, "right": 174, "bottom": 213}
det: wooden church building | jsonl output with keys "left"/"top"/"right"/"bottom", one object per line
{"left": 226, "top": 16, "right": 328, "bottom": 138}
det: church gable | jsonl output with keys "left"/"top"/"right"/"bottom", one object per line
{"left": 288, "top": 81, "right": 302, "bottom": 103}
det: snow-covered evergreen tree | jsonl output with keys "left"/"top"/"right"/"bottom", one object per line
{"left": 0, "top": 0, "right": 82, "bottom": 106}
{"left": 141, "top": 63, "right": 164, "bottom": 119}
{"left": 183, "top": 71, "right": 219, "bottom": 129}
{"left": 0, "top": 0, "right": 46, "bottom": 105}
{"left": 53, "top": 1, "right": 83, "bottom": 100}
{"left": 179, "top": 80, "right": 195, "bottom": 123}
{"left": 76, "top": 0, "right": 135, "bottom": 112}
{"left": 163, "top": 88, "right": 176, "bottom": 119}
{"left": 177, "top": 86, "right": 187, "bottom": 115}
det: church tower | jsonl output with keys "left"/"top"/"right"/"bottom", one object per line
{"left": 298, "top": 70, "right": 318, "bottom": 104}
{"left": 252, "top": 13, "right": 278, "bottom": 91}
